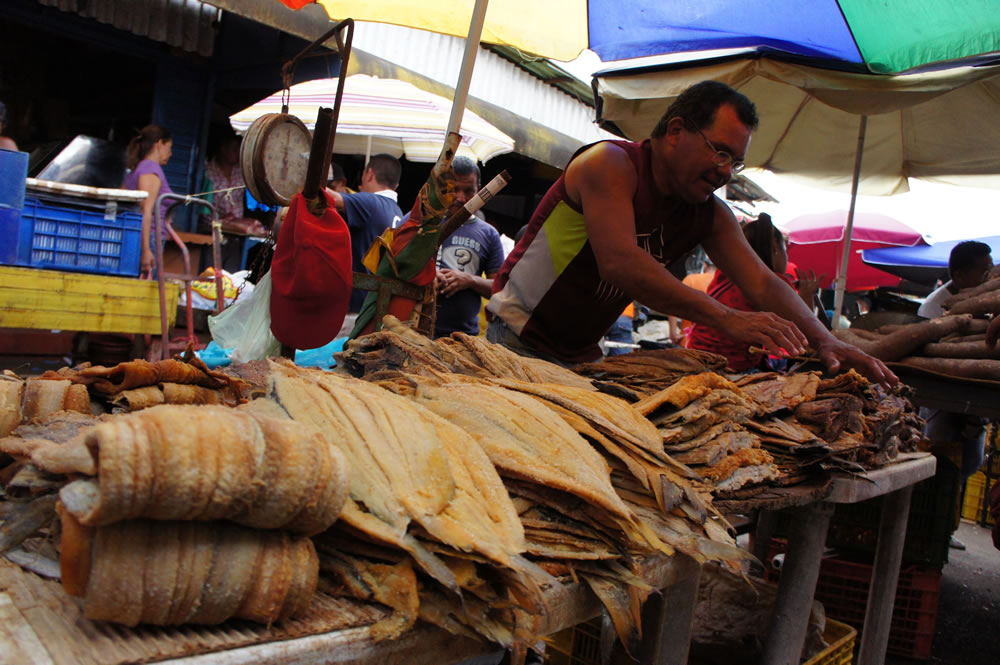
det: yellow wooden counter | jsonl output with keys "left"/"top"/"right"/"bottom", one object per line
{"left": 0, "top": 266, "right": 178, "bottom": 334}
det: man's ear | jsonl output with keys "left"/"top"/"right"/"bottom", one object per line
{"left": 661, "top": 116, "right": 687, "bottom": 146}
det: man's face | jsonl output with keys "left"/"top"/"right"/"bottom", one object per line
{"left": 955, "top": 254, "right": 994, "bottom": 289}
{"left": 448, "top": 172, "right": 480, "bottom": 216}
{"left": 660, "top": 103, "right": 752, "bottom": 204}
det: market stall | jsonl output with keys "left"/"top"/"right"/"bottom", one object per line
{"left": 0, "top": 316, "right": 935, "bottom": 665}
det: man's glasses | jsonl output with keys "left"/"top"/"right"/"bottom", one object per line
{"left": 694, "top": 126, "right": 746, "bottom": 175}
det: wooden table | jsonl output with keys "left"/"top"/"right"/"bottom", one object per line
{"left": 153, "top": 554, "right": 702, "bottom": 665}
{"left": 0, "top": 549, "right": 701, "bottom": 665}
{"left": 761, "top": 452, "right": 937, "bottom": 665}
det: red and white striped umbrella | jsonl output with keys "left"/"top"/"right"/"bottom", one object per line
{"left": 230, "top": 74, "right": 515, "bottom": 164}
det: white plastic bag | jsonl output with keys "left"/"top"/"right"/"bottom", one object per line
{"left": 208, "top": 270, "right": 281, "bottom": 362}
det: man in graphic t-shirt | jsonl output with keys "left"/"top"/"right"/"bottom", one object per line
{"left": 434, "top": 157, "right": 504, "bottom": 338}
{"left": 327, "top": 154, "right": 403, "bottom": 312}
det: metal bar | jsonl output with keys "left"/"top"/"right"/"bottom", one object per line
{"left": 638, "top": 555, "right": 701, "bottom": 665}
{"left": 154, "top": 194, "right": 218, "bottom": 359}
{"left": 212, "top": 221, "right": 224, "bottom": 313}
{"left": 445, "top": 0, "right": 490, "bottom": 139}
{"left": 281, "top": 18, "right": 351, "bottom": 88}
{"left": 832, "top": 115, "right": 867, "bottom": 328}
{"left": 762, "top": 502, "right": 834, "bottom": 665}
{"left": 303, "top": 106, "right": 335, "bottom": 207}
{"left": 856, "top": 485, "right": 914, "bottom": 665}
{"left": 325, "top": 19, "right": 354, "bottom": 157}
{"left": 154, "top": 195, "right": 170, "bottom": 359}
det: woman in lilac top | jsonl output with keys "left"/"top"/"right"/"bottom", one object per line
{"left": 123, "top": 125, "right": 173, "bottom": 273}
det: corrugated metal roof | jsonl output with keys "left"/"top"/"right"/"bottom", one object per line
{"left": 347, "top": 21, "right": 617, "bottom": 151}
{"left": 37, "top": 0, "right": 219, "bottom": 56}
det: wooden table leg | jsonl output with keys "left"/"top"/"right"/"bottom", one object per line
{"left": 762, "top": 502, "right": 833, "bottom": 665}
{"left": 856, "top": 485, "right": 913, "bottom": 665}
{"left": 639, "top": 554, "right": 701, "bottom": 665}
{"left": 752, "top": 510, "right": 779, "bottom": 576}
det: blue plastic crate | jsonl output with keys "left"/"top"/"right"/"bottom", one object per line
{"left": 11, "top": 197, "right": 142, "bottom": 277}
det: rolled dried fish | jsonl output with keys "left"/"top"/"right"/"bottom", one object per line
{"left": 59, "top": 512, "right": 317, "bottom": 626}
{"left": 0, "top": 373, "right": 24, "bottom": 437}
{"left": 51, "top": 404, "right": 348, "bottom": 535}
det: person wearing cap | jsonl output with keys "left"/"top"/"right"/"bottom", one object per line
{"left": 327, "top": 161, "right": 354, "bottom": 194}
{"left": 434, "top": 156, "right": 504, "bottom": 338}
{"left": 326, "top": 154, "right": 403, "bottom": 312}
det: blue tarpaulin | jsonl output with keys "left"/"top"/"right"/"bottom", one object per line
{"left": 862, "top": 236, "right": 1000, "bottom": 286}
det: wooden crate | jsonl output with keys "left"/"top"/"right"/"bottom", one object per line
{"left": 0, "top": 266, "right": 177, "bottom": 334}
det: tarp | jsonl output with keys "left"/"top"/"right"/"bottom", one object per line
{"left": 782, "top": 211, "right": 925, "bottom": 292}
{"left": 596, "top": 55, "right": 1000, "bottom": 194}
{"left": 291, "top": 0, "right": 1000, "bottom": 74}
{"left": 862, "top": 236, "right": 1000, "bottom": 286}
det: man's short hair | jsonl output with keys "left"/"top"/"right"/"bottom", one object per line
{"left": 651, "top": 80, "right": 759, "bottom": 138}
{"left": 452, "top": 156, "right": 481, "bottom": 184}
{"left": 327, "top": 161, "right": 346, "bottom": 184}
{"left": 949, "top": 240, "right": 993, "bottom": 278}
{"left": 366, "top": 154, "right": 402, "bottom": 189}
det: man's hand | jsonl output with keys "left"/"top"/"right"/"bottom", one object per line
{"left": 816, "top": 337, "right": 898, "bottom": 389}
{"left": 795, "top": 268, "right": 825, "bottom": 307}
{"left": 437, "top": 268, "right": 474, "bottom": 297}
{"left": 723, "top": 309, "right": 809, "bottom": 357}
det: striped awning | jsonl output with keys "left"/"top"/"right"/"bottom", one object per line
{"left": 230, "top": 74, "right": 516, "bottom": 164}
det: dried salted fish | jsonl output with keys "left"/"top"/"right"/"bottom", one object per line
{"left": 269, "top": 362, "right": 453, "bottom": 533}
{"left": 60, "top": 515, "right": 318, "bottom": 626}
{"left": 270, "top": 362, "right": 551, "bottom": 607}
{"left": 109, "top": 385, "right": 164, "bottom": 411}
{"left": 21, "top": 378, "right": 90, "bottom": 420}
{"left": 0, "top": 493, "right": 58, "bottom": 554}
{"left": 46, "top": 404, "right": 348, "bottom": 535}
{"left": 634, "top": 372, "right": 742, "bottom": 416}
{"left": 697, "top": 449, "right": 780, "bottom": 492}
{"left": 319, "top": 550, "right": 420, "bottom": 641}
{"left": 411, "top": 382, "right": 635, "bottom": 529}
{"left": 451, "top": 332, "right": 596, "bottom": 390}
{"left": 0, "top": 373, "right": 24, "bottom": 437}
{"left": 739, "top": 372, "right": 821, "bottom": 414}
{"left": 670, "top": 429, "right": 757, "bottom": 467}
{"left": 491, "top": 378, "right": 662, "bottom": 459}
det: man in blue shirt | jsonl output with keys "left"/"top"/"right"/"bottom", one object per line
{"left": 434, "top": 156, "right": 505, "bottom": 338}
{"left": 328, "top": 154, "right": 403, "bottom": 312}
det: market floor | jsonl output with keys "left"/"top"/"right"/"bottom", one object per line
{"left": 886, "top": 521, "right": 1000, "bottom": 665}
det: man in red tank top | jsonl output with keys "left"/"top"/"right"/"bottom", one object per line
{"left": 488, "top": 80, "right": 896, "bottom": 387}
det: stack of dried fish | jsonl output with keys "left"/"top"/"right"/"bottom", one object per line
{"left": 38, "top": 349, "right": 248, "bottom": 411}
{"left": 263, "top": 360, "right": 748, "bottom": 653}
{"left": 793, "top": 370, "right": 923, "bottom": 469}
{"left": 263, "top": 360, "right": 559, "bottom": 648}
{"left": 633, "top": 373, "right": 781, "bottom": 493}
{"left": 1, "top": 371, "right": 91, "bottom": 438}
{"left": 573, "top": 348, "right": 729, "bottom": 398}
{"left": 335, "top": 315, "right": 595, "bottom": 390}
{"left": 3, "top": 403, "right": 349, "bottom": 626}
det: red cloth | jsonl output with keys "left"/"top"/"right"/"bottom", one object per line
{"left": 687, "top": 271, "right": 794, "bottom": 371}
{"left": 270, "top": 191, "right": 352, "bottom": 349}
{"left": 278, "top": 0, "right": 313, "bottom": 9}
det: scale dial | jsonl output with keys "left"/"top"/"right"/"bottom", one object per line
{"left": 240, "top": 113, "right": 312, "bottom": 207}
